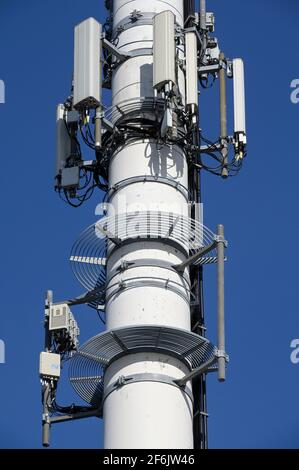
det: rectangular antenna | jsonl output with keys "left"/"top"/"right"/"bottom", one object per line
{"left": 73, "top": 17, "right": 102, "bottom": 110}
{"left": 200, "top": 0, "right": 206, "bottom": 30}
{"left": 233, "top": 58, "right": 246, "bottom": 136}
{"left": 185, "top": 32, "right": 198, "bottom": 108}
{"left": 153, "top": 11, "right": 176, "bottom": 90}
{"left": 55, "top": 104, "right": 71, "bottom": 182}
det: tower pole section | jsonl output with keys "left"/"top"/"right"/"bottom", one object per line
{"left": 103, "top": 0, "right": 194, "bottom": 449}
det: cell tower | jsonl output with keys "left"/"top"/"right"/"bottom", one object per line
{"left": 39, "top": 0, "right": 247, "bottom": 449}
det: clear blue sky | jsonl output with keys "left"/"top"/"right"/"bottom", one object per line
{"left": 0, "top": 0, "right": 298, "bottom": 449}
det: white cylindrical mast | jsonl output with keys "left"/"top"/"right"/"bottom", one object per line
{"left": 103, "top": 0, "right": 194, "bottom": 449}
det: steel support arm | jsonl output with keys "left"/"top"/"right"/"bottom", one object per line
{"left": 50, "top": 408, "right": 101, "bottom": 425}
{"left": 102, "top": 37, "right": 132, "bottom": 61}
{"left": 173, "top": 241, "right": 217, "bottom": 273}
{"left": 174, "top": 356, "right": 217, "bottom": 387}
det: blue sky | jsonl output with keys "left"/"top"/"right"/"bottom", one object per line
{"left": 0, "top": 0, "right": 299, "bottom": 449}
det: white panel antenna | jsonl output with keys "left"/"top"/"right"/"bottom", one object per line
{"left": 73, "top": 17, "right": 102, "bottom": 109}
{"left": 185, "top": 32, "right": 198, "bottom": 107}
{"left": 233, "top": 58, "right": 246, "bottom": 137}
{"left": 153, "top": 11, "right": 176, "bottom": 90}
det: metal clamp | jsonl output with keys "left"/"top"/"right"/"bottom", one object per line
{"left": 107, "top": 175, "right": 190, "bottom": 202}
{"left": 103, "top": 373, "right": 194, "bottom": 405}
{"left": 113, "top": 12, "right": 155, "bottom": 35}
{"left": 115, "top": 375, "right": 133, "bottom": 388}
{"left": 214, "top": 234, "right": 228, "bottom": 248}
{"left": 215, "top": 349, "right": 229, "bottom": 362}
{"left": 119, "top": 260, "right": 135, "bottom": 272}
{"left": 42, "top": 413, "right": 50, "bottom": 425}
{"left": 113, "top": 12, "right": 183, "bottom": 37}
{"left": 106, "top": 276, "right": 191, "bottom": 306}
{"left": 129, "top": 9, "right": 143, "bottom": 22}
{"left": 107, "top": 258, "right": 191, "bottom": 287}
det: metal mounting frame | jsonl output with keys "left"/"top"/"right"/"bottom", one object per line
{"left": 104, "top": 97, "right": 165, "bottom": 127}
{"left": 50, "top": 408, "right": 101, "bottom": 424}
{"left": 112, "top": 11, "right": 185, "bottom": 41}
{"left": 105, "top": 276, "right": 192, "bottom": 305}
{"left": 103, "top": 372, "right": 194, "bottom": 405}
{"left": 113, "top": 12, "right": 158, "bottom": 37}
{"left": 102, "top": 37, "right": 131, "bottom": 61}
{"left": 173, "top": 240, "right": 218, "bottom": 272}
{"left": 107, "top": 258, "right": 191, "bottom": 286}
{"left": 102, "top": 37, "right": 153, "bottom": 64}
{"left": 107, "top": 175, "right": 190, "bottom": 202}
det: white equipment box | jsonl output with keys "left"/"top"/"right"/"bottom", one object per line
{"left": 39, "top": 352, "right": 61, "bottom": 378}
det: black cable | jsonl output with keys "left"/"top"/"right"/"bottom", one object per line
{"left": 87, "top": 123, "right": 95, "bottom": 143}
{"left": 97, "top": 310, "right": 106, "bottom": 325}
{"left": 80, "top": 125, "right": 96, "bottom": 150}
{"left": 78, "top": 168, "right": 92, "bottom": 190}
{"left": 64, "top": 119, "right": 82, "bottom": 157}
{"left": 51, "top": 400, "right": 99, "bottom": 415}
{"left": 200, "top": 74, "right": 216, "bottom": 89}
{"left": 59, "top": 184, "right": 96, "bottom": 208}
